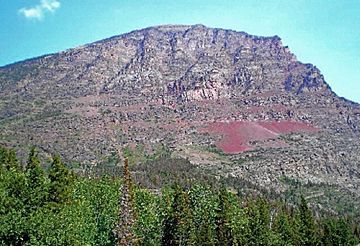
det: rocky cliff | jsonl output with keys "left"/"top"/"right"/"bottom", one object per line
{"left": 1, "top": 24, "right": 359, "bottom": 215}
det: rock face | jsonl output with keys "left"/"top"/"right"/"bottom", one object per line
{"left": 0, "top": 24, "right": 359, "bottom": 213}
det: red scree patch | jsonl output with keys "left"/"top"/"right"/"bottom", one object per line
{"left": 201, "top": 121, "right": 318, "bottom": 154}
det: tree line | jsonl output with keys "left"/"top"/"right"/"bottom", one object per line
{"left": 0, "top": 146, "right": 359, "bottom": 245}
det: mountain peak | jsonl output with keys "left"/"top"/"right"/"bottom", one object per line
{"left": 0, "top": 26, "right": 359, "bottom": 208}
{"left": 151, "top": 24, "right": 194, "bottom": 31}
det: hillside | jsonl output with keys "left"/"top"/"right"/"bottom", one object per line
{"left": 0, "top": 24, "right": 359, "bottom": 216}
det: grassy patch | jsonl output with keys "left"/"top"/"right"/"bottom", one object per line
{"left": 282, "top": 180, "right": 360, "bottom": 218}
{"left": 279, "top": 175, "right": 301, "bottom": 186}
{"left": 203, "top": 145, "right": 228, "bottom": 156}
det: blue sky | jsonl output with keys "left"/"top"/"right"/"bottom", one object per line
{"left": 1, "top": 0, "right": 359, "bottom": 102}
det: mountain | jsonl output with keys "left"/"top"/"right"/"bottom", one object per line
{"left": 0, "top": 24, "right": 359, "bottom": 215}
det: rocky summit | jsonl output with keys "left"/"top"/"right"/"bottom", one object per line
{"left": 0, "top": 24, "right": 359, "bottom": 215}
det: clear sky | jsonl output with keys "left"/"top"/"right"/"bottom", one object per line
{"left": 1, "top": 0, "right": 359, "bottom": 102}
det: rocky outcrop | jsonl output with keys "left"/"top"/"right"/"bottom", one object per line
{"left": 0, "top": 25, "right": 359, "bottom": 213}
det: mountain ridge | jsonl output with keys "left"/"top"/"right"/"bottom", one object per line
{"left": 0, "top": 24, "right": 359, "bottom": 216}
{"left": 0, "top": 24, "right": 345, "bottom": 102}
{"left": 1, "top": 24, "right": 356, "bottom": 105}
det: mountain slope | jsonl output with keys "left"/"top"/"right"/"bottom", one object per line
{"left": 0, "top": 24, "right": 359, "bottom": 215}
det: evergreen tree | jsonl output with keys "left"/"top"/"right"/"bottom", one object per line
{"left": 115, "top": 158, "right": 136, "bottom": 245}
{"left": 6, "top": 149, "right": 20, "bottom": 171}
{"left": 162, "top": 184, "right": 196, "bottom": 246}
{"left": 0, "top": 148, "right": 28, "bottom": 244}
{"left": 246, "top": 197, "right": 273, "bottom": 245}
{"left": 48, "top": 155, "right": 74, "bottom": 205}
{"left": 354, "top": 223, "right": 360, "bottom": 242}
{"left": 0, "top": 147, "right": 20, "bottom": 172}
{"left": 188, "top": 184, "right": 216, "bottom": 246}
{"left": 1, "top": 146, "right": 360, "bottom": 245}
{"left": 297, "top": 196, "right": 319, "bottom": 246}
{"left": 321, "top": 217, "right": 357, "bottom": 245}
{"left": 321, "top": 218, "right": 338, "bottom": 246}
{"left": 273, "top": 205, "right": 295, "bottom": 245}
{"left": 0, "top": 147, "right": 6, "bottom": 165}
{"left": 25, "top": 147, "right": 47, "bottom": 210}
{"left": 215, "top": 186, "right": 233, "bottom": 246}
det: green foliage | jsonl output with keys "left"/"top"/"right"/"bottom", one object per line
{"left": 123, "top": 144, "right": 171, "bottom": 167}
{"left": 246, "top": 197, "right": 276, "bottom": 245}
{"left": 73, "top": 176, "right": 119, "bottom": 246}
{"left": 189, "top": 184, "right": 217, "bottom": 246}
{"left": 48, "top": 155, "right": 74, "bottom": 205}
{"left": 25, "top": 147, "right": 48, "bottom": 211}
{"left": 321, "top": 217, "right": 357, "bottom": 245}
{"left": 0, "top": 146, "right": 20, "bottom": 171}
{"left": 0, "top": 146, "right": 359, "bottom": 245}
{"left": 215, "top": 186, "right": 233, "bottom": 246}
{"left": 273, "top": 205, "right": 297, "bottom": 245}
{"left": 224, "top": 192, "right": 250, "bottom": 246}
{"left": 25, "top": 202, "right": 97, "bottom": 245}
{"left": 297, "top": 196, "right": 319, "bottom": 245}
{"left": 0, "top": 170, "right": 28, "bottom": 245}
{"left": 162, "top": 184, "right": 196, "bottom": 246}
{"left": 149, "top": 144, "right": 172, "bottom": 161}
{"left": 205, "top": 145, "right": 227, "bottom": 156}
{"left": 134, "top": 188, "right": 162, "bottom": 245}
{"left": 102, "top": 151, "right": 121, "bottom": 167}
{"left": 123, "top": 145, "right": 148, "bottom": 166}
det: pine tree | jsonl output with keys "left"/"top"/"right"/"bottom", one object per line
{"left": 273, "top": 205, "right": 295, "bottom": 245}
{"left": 25, "top": 147, "right": 47, "bottom": 210}
{"left": 246, "top": 197, "right": 273, "bottom": 245}
{"left": 6, "top": 149, "right": 20, "bottom": 171}
{"left": 188, "top": 184, "right": 216, "bottom": 246}
{"left": 162, "top": 184, "right": 196, "bottom": 246}
{"left": 0, "top": 147, "right": 6, "bottom": 165}
{"left": 115, "top": 158, "right": 136, "bottom": 245}
{"left": 354, "top": 223, "right": 360, "bottom": 243}
{"left": 215, "top": 186, "right": 233, "bottom": 246}
{"left": 0, "top": 147, "right": 20, "bottom": 172}
{"left": 321, "top": 218, "right": 337, "bottom": 245}
{"left": 321, "top": 217, "right": 357, "bottom": 245}
{"left": 48, "top": 155, "right": 73, "bottom": 205}
{"left": 297, "top": 196, "right": 318, "bottom": 246}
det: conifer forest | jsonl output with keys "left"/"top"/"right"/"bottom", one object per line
{"left": 0, "top": 146, "right": 359, "bottom": 245}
